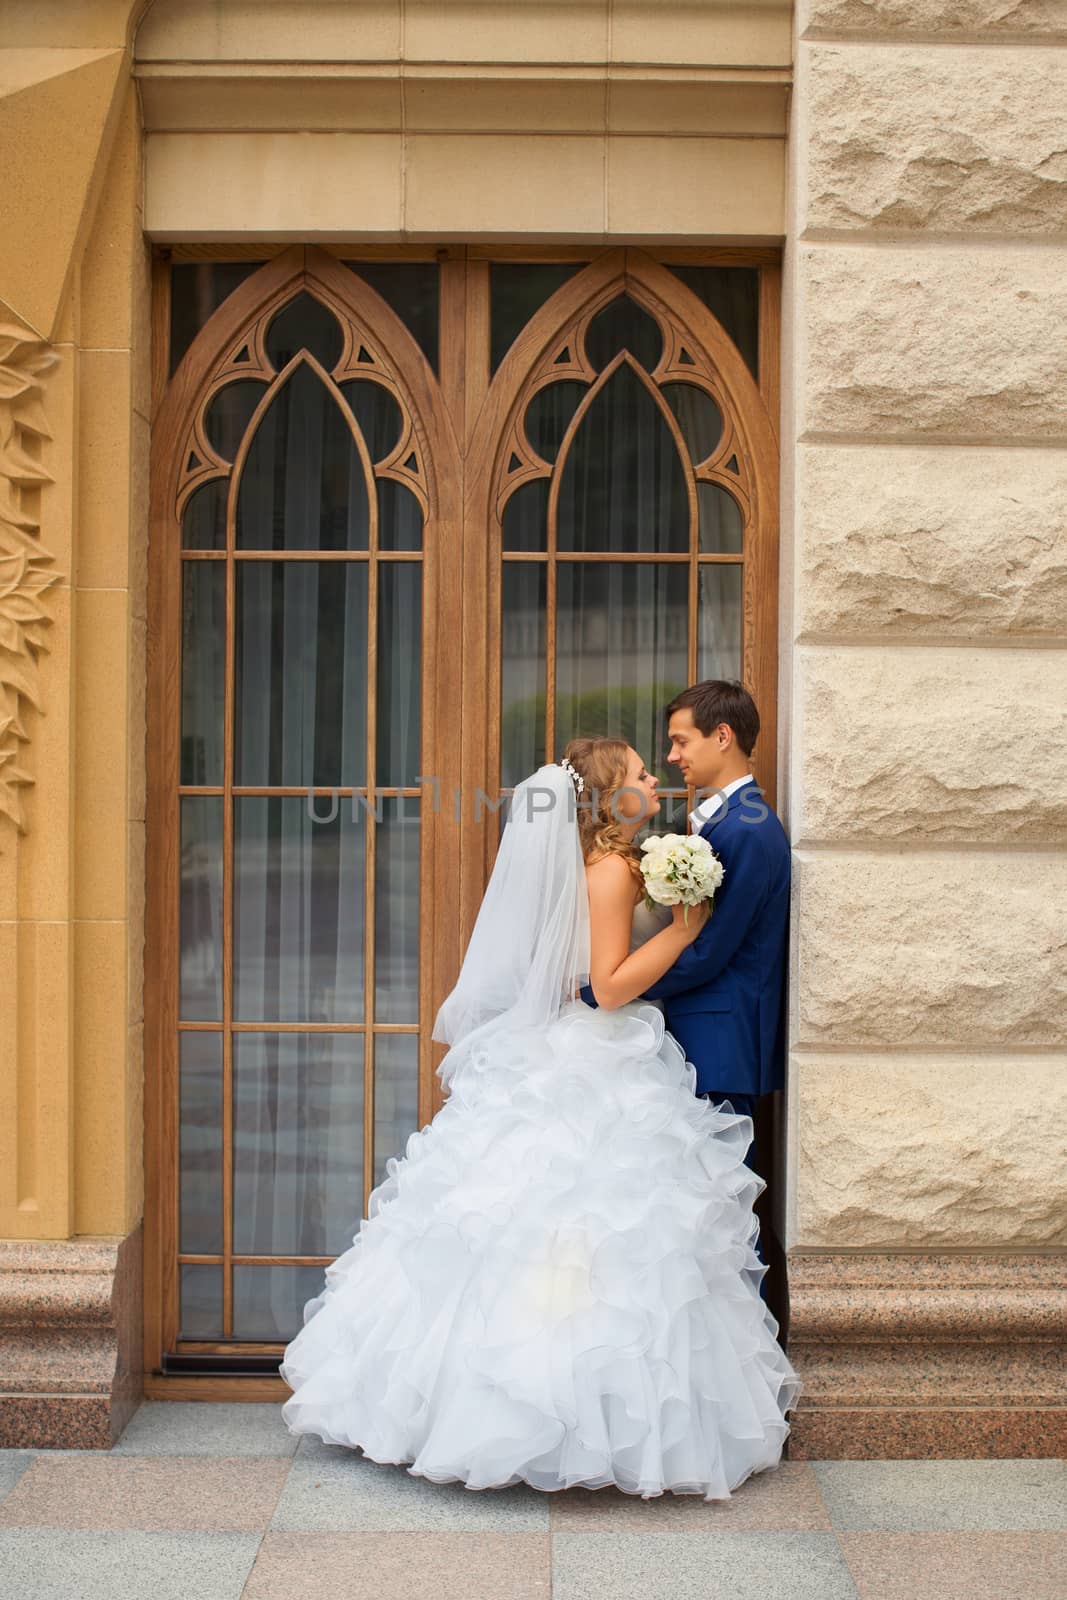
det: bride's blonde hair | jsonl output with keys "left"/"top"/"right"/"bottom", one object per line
{"left": 560, "top": 736, "right": 644, "bottom": 893}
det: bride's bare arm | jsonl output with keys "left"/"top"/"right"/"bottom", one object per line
{"left": 585, "top": 854, "right": 709, "bottom": 1011}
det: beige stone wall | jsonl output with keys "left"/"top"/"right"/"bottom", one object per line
{"left": 783, "top": 0, "right": 1067, "bottom": 1250}
{"left": 135, "top": 0, "right": 792, "bottom": 241}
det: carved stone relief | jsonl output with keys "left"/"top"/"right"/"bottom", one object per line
{"left": 0, "top": 322, "right": 60, "bottom": 832}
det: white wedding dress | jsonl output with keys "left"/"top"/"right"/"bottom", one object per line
{"left": 279, "top": 770, "right": 799, "bottom": 1500}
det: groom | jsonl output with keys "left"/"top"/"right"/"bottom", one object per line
{"left": 642, "top": 681, "right": 789, "bottom": 1168}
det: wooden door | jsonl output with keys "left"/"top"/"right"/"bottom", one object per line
{"left": 145, "top": 245, "right": 780, "bottom": 1390}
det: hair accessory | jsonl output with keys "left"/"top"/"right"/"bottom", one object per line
{"left": 559, "top": 756, "right": 585, "bottom": 795}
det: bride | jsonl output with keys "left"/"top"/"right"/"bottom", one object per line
{"left": 279, "top": 736, "right": 799, "bottom": 1499}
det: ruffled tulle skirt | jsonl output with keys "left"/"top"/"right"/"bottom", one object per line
{"left": 278, "top": 999, "right": 800, "bottom": 1500}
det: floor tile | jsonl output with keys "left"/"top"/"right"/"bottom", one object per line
{"left": 814, "top": 1459, "right": 1067, "bottom": 1531}
{"left": 113, "top": 1401, "right": 299, "bottom": 1457}
{"left": 0, "top": 1452, "right": 35, "bottom": 1501}
{"left": 243, "top": 1531, "right": 551, "bottom": 1599}
{"left": 0, "top": 1454, "right": 289, "bottom": 1531}
{"left": 551, "top": 1530, "right": 859, "bottom": 1599}
{"left": 840, "top": 1531, "right": 1067, "bottom": 1600}
{"left": 0, "top": 1529, "right": 260, "bottom": 1600}
{"left": 549, "top": 1462, "right": 830, "bottom": 1530}
{"left": 272, "top": 1448, "right": 550, "bottom": 1532}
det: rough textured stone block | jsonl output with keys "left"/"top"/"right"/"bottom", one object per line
{"left": 800, "top": 245, "right": 1067, "bottom": 438}
{"left": 796, "top": 445, "right": 1067, "bottom": 640}
{"left": 794, "top": 1056, "right": 1067, "bottom": 1246}
{"left": 800, "top": 0, "right": 1067, "bottom": 39}
{"left": 802, "top": 45, "right": 1067, "bottom": 235}
{"left": 795, "top": 645, "right": 1067, "bottom": 844}
{"left": 793, "top": 852, "right": 1067, "bottom": 1047}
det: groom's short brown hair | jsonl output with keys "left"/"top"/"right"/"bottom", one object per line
{"left": 666, "top": 680, "right": 760, "bottom": 757}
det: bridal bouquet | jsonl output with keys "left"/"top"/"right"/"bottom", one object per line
{"left": 640, "top": 833, "right": 724, "bottom": 923}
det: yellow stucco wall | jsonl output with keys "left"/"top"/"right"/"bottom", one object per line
{"left": 0, "top": 0, "right": 790, "bottom": 1241}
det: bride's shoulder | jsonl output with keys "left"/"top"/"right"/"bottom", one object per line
{"left": 585, "top": 851, "right": 641, "bottom": 902}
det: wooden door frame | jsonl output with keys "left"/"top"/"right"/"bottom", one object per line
{"left": 143, "top": 243, "right": 781, "bottom": 1397}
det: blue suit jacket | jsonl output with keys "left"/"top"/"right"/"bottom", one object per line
{"left": 582, "top": 783, "right": 790, "bottom": 1099}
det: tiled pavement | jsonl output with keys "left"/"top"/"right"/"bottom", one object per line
{"left": 0, "top": 1405, "right": 1063, "bottom": 1599}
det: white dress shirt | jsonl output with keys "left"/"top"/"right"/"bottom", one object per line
{"left": 688, "top": 773, "right": 754, "bottom": 835}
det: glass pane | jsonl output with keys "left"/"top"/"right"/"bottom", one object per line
{"left": 662, "top": 383, "right": 723, "bottom": 464}
{"left": 234, "top": 797, "right": 366, "bottom": 1023}
{"left": 378, "top": 479, "right": 422, "bottom": 552}
{"left": 665, "top": 264, "right": 760, "bottom": 382}
{"left": 181, "top": 479, "right": 227, "bottom": 550}
{"left": 375, "top": 799, "right": 420, "bottom": 1023}
{"left": 179, "top": 1264, "right": 223, "bottom": 1339}
{"left": 501, "top": 477, "right": 548, "bottom": 553}
{"left": 501, "top": 563, "right": 546, "bottom": 786}
{"left": 181, "top": 562, "right": 225, "bottom": 786}
{"left": 585, "top": 294, "right": 662, "bottom": 373}
{"left": 340, "top": 379, "right": 403, "bottom": 465}
{"left": 170, "top": 262, "right": 266, "bottom": 376}
{"left": 204, "top": 379, "right": 269, "bottom": 463}
{"left": 490, "top": 263, "right": 585, "bottom": 374}
{"left": 233, "top": 1033, "right": 364, "bottom": 1257}
{"left": 345, "top": 262, "right": 439, "bottom": 372}
{"left": 373, "top": 1034, "right": 419, "bottom": 1187}
{"left": 698, "top": 483, "right": 743, "bottom": 554}
{"left": 698, "top": 564, "right": 743, "bottom": 681}
{"left": 233, "top": 1264, "right": 330, "bottom": 1341}
{"left": 235, "top": 561, "right": 367, "bottom": 788}
{"left": 180, "top": 797, "right": 223, "bottom": 1022}
{"left": 523, "top": 380, "right": 586, "bottom": 462}
{"left": 265, "top": 291, "right": 343, "bottom": 374}
{"left": 236, "top": 365, "right": 370, "bottom": 551}
{"left": 556, "top": 564, "right": 688, "bottom": 785}
{"left": 377, "top": 564, "right": 421, "bottom": 786}
{"left": 557, "top": 364, "right": 689, "bottom": 554}
{"left": 180, "top": 1032, "right": 223, "bottom": 1256}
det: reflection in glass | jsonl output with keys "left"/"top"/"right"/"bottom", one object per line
{"left": 170, "top": 262, "right": 266, "bottom": 375}
{"left": 378, "top": 479, "right": 422, "bottom": 552}
{"left": 557, "top": 364, "right": 688, "bottom": 554}
{"left": 233, "top": 1265, "right": 331, "bottom": 1341}
{"left": 665, "top": 264, "right": 759, "bottom": 381}
{"left": 373, "top": 1034, "right": 419, "bottom": 1186}
{"left": 234, "top": 798, "right": 366, "bottom": 1023}
{"left": 236, "top": 365, "right": 369, "bottom": 551}
{"left": 181, "top": 562, "right": 225, "bottom": 786}
{"left": 501, "top": 477, "right": 548, "bottom": 553}
{"left": 377, "top": 564, "right": 421, "bottom": 787}
{"left": 180, "top": 797, "right": 223, "bottom": 1021}
{"left": 265, "top": 291, "right": 343, "bottom": 374}
{"left": 340, "top": 379, "right": 403, "bottom": 464}
{"left": 235, "top": 561, "right": 367, "bottom": 788}
{"left": 180, "top": 1033, "right": 223, "bottom": 1255}
{"left": 698, "top": 564, "right": 743, "bottom": 682}
{"left": 179, "top": 1264, "right": 223, "bottom": 1339}
{"left": 556, "top": 564, "right": 688, "bottom": 784}
{"left": 490, "top": 263, "right": 584, "bottom": 374}
{"left": 181, "top": 478, "right": 227, "bottom": 550}
{"left": 697, "top": 483, "right": 743, "bottom": 554}
{"left": 523, "top": 381, "right": 586, "bottom": 462}
{"left": 501, "top": 564, "right": 546, "bottom": 786}
{"left": 233, "top": 1033, "right": 364, "bottom": 1258}
{"left": 584, "top": 295, "right": 662, "bottom": 373}
{"left": 375, "top": 800, "right": 419, "bottom": 1023}
{"left": 203, "top": 379, "right": 268, "bottom": 463}
{"left": 662, "top": 383, "right": 722, "bottom": 464}
{"left": 345, "top": 262, "right": 440, "bottom": 372}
